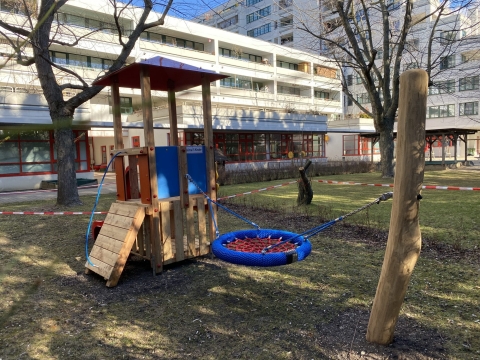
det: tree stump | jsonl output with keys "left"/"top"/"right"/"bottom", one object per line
{"left": 297, "top": 160, "right": 313, "bottom": 205}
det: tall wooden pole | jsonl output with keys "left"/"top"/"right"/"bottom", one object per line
{"left": 140, "top": 65, "right": 163, "bottom": 274}
{"left": 366, "top": 69, "right": 428, "bottom": 345}
{"left": 111, "top": 77, "right": 126, "bottom": 201}
{"left": 167, "top": 80, "right": 179, "bottom": 146}
{"left": 201, "top": 75, "right": 217, "bottom": 242}
{"left": 111, "top": 76, "right": 124, "bottom": 150}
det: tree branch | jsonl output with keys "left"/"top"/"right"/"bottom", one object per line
{"left": 143, "top": 0, "right": 174, "bottom": 30}
{"left": 0, "top": 19, "right": 31, "bottom": 37}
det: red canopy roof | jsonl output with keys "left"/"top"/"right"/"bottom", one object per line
{"left": 92, "top": 56, "right": 228, "bottom": 92}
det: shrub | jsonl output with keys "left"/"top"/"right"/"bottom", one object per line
{"left": 218, "top": 160, "right": 375, "bottom": 185}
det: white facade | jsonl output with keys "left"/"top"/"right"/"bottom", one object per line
{"left": 200, "top": 0, "right": 480, "bottom": 160}
{"left": 196, "top": 0, "right": 322, "bottom": 52}
{"left": 334, "top": 0, "right": 480, "bottom": 158}
{"left": 0, "top": 0, "right": 344, "bottom": 191}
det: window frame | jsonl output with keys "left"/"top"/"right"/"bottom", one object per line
{"left": 459, "top": 75, "right": 479, "bottom": 91}
{"left": 0, "top": 130, "right": 89, "bottom": 176}
{"left": 459, "top": 101, "right": 479, "bottom": 116}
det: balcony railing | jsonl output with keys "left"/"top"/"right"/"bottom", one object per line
{"left": 279, "top": 0, "right": 293, "bottom": 9}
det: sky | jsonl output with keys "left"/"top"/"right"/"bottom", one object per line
{"left": 153, "top": 0, "right": 229, "bottom": 20}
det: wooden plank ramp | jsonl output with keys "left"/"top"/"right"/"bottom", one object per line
{"left": 85, "top": 202, "right": 146, "bottom": 287}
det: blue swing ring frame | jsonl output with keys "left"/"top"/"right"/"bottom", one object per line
{"left": 211, "top": 229, "right": 312, "bottom": 267}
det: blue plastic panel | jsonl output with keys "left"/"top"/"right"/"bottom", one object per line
{"left": 155, "top": 146, "right": 207, "bottom": 199}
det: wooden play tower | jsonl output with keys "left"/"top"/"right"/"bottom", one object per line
{"left": 85, "top": 57, "right": 228, "bottom": 287}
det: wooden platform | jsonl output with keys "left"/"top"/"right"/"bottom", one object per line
{"left": 85, "top": 202, "right": 146, "bottom": 287}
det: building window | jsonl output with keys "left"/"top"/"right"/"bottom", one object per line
{"left": 356, "top": 93, "right": 369, "bottom": 104}
{"left": 219, "top": 48, "right": 263, "bottom": 63}
{"left": 459, "top": 102, "right": 478, "bottom": 116}
{"left": 314, "top": 91, "right": 329, "bottom": 99}
{"left": 56, "top": 12, "right": 130, "bottom": 35}
{"left": 386, "top": 0, "right": 401, "bottom": 11}
{"left": 119, "top": 97, "right": 133, "bottom": 114}
{"left": 0, "top": 130, "right": 89, "bottom": 175}
{"left": 246, "top": 0, "right": 263, "bottom": 6}
{"left": 246, "top": 6, "right": 271, "bottom": 24}
{"left": 220, "top": 77, "right": 253, "bottom": 90}
{"left": 346, "top": 74, "right": 353, "bottom": 86}
{"left": 276, "top": 60, "right": 298, "bottom": 71}
{"left": 110, "top": 96, "right": 133, "bottom": 114}
{"left": 140, "top": 32, "right": 205, "bottom": 51}
{"left": 343, "top": 135, "right": 380, "bottom": 156}
{"left": 277, "top": 85, "right": 300, "bottom": 96}
{"left": 440, "top": 31, "right": 456, "bottom": 44}
{"left": 355, "top": 9, "right": 366, "bottom": 22}
{"left": 218, "top": 15, "right": 238, "bottom": 29}
{"left": 347, "top": 97, "right": 353, "bottom": 106}
{"left": 440, "top": 55, "right": 455, "bottom": 69}
{"left": 279, "top": 0, "right": 293, "bottom": 9}
{"left": 429, "top": 80, "right": 455, "bottom": 94}
{"left": 428, "top": 104, "right": 455, "bottom": 118}
{"left": 186, "top": 132, "right": 325, "bottom": 161}
{"left": 247, "top": 23, "right": 271, "bottom": 37}
{"left": 280, "top": 35, "right": 293, "bottom": 45}
{"left": 50, "top": 51, "right": 114, "bottom": 70}
{"left": 459, "top": 76, "right": 479, "bottom": 91}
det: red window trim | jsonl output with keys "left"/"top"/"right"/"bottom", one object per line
{"left": 0, "top": 130, "right": 90, "bottom": 177}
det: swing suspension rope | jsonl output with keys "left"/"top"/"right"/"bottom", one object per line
{"left": 186, "top": 173, "right": 392, "bottom": 251}
{"left": 185, "top": 174, "right": 260, "bottom": 238}
{"left": 85, "top": 151, "right": 126, "bottom": 267}
{"left": 261, "top": 191, "right": 393, "bottom": 254}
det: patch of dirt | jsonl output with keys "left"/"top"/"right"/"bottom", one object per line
{"left": 316, "top": 308, "right": 447, "bottom": 359}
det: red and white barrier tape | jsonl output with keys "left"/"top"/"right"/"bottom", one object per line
{"left": 218, "top": 181, "right": 297, "bottom": 201}
{"left": 314, "top": 179, "right": 480, "bottom": 191}
{"left": 217, "top": 178, "right": 480, "bottom": 201}
{"left": 3, "top": 178, "right": 477, "bottom": 215}
{"left": 0, "top": 211, "right": 108, "bottom": 215}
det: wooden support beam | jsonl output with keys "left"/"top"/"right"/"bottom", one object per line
{"left": 140, "top": 65, "right": 163, "bottom": 274}
{"left": 168, "top": 80, "right": 179, "bottom": 146}
{"left": 111, "top": 77, "right": 124, "bottom": 150}
{"left": 202, "top": 75, "right": 216, "bottom": 242}
{"left": 128, "top": 155, "right": 139, "bottom": 199}
{"left": 114, "top": 157, "right": 126, "bottom": 201}
{"left": 110, "top": 147, "right": 148, "bottom": 156}
{"left": 366, "top": 69, "right": 428, "bottom": 345}
{"left": 138, "top": 155, "right": 151, "bottom": 205}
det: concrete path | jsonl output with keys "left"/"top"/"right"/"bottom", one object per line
{"left": 0, "top": 172, "right": 117, "bottom": 205}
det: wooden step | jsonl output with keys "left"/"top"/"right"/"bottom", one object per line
{"left": 85, "top": 203, "right": 146, "bottom": 287}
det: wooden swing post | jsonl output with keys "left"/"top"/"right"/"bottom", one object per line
{"left": 366, "top": 69, "right": 428, "bottom": 345}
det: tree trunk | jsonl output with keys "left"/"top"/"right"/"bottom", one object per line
{"left": 379, "top": 121, "right": 395, "bottom": 178}
{"left": 53, "top": 116, "right": 82, "bottom": 206}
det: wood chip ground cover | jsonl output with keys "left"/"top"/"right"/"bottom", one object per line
{"left": 1, "top": 171, "right": 479, "bottom": 359}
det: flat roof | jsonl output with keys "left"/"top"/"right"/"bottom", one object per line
{"left": 359, "top": 128, "right": 478, "bottom": 139}
{"left": 93, "top": 56, "right": 228, "bottom": 92}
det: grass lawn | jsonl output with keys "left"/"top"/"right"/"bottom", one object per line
{"left": 0, "top": 170, "right": 479, "bottom": 359}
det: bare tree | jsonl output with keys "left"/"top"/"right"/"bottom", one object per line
{"left": 0, "top": 0, "right": 173, "bottom": 205}
{"left": 297, "top": 0, "right": 480, "bottom": 177}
